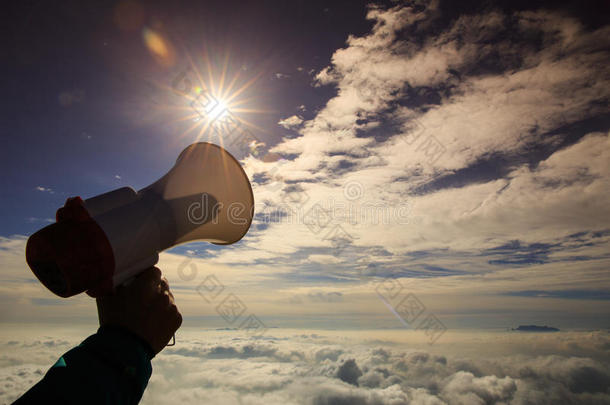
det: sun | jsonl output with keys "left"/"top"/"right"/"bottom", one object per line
{"left": 156, "top": 50, "right": 269, "bottom": 149}
{"left": 207, "top": 97, "right": 230, "bottom": 121}
{"left": 190, "top": 85, "right": 231, "bottom": 123}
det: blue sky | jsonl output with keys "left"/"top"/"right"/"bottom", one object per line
{"left": 1, "top": 0, "right": 610, "bottom": 334}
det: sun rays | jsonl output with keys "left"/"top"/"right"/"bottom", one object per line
{"left": 146, "top": 48, "right": 271, "bottom": 151}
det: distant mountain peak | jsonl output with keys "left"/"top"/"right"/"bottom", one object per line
{"left": 513, "top": 325, "right": 560, "bottom": 332}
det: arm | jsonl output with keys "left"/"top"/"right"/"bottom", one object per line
{"left": 14, "top": 326, "right": 154, "bottom": 405}
{"left": 14, "top": 267, "right": 182, "bottom": 405}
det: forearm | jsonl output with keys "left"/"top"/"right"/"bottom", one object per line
{"left": 14, "top": 326, "right": 154, "bottom": 405}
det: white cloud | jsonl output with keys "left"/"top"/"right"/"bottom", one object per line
{"left": 306, "top": 255, "right": 342, "bottom": 265}
{"left": 25, "top": 217, "right": 54, "bottom": 224}
{"left": 2, "top": 328, "right": 609, "bottom": 404}
{"left": 34, "top": 186, "right": 53, "bottom": 193}
{"left": 278, "top": 115, "right": 304, "bottom": 130}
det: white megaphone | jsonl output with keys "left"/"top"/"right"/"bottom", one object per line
{"left": 26, "top": 142, "right": 254, "bottom": 298}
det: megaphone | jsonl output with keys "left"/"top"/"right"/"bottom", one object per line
{"left": 25, "top": 142, "right": 254, "bottom": 298}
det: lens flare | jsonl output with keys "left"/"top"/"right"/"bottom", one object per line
{"left": 142, "top": 27, "right": 174, "bottom": 66}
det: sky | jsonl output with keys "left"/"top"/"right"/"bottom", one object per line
{"left": 1, "top": 0, "right": 610, "bottom": 403}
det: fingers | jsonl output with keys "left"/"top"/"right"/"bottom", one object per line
{"left": 174, "top": 309, "right": 183, "bottom": 331}
{"left": 131, "top": 267, "right": 180, "bottom": 322}
{"left": 150, "top": 285, "right": 183, "bottom": 348}
{"left": 137, "top": 266, "right": 162, "bottom": 287}
{"left": 159, "top": 276, "right": 169, "bottom": 293}
{"left": 130, "top": 267, "right": 163, "bottom": 302}
{"left": 160, "top": 279, "right": 180, "bottom": 317}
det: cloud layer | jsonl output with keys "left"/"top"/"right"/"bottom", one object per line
{"left": 2, "top": 328, "right": 609, "bottom": 404}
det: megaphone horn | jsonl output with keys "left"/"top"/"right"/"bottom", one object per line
{"left": 25, "top": 142, "right": 254, "bottom": 298}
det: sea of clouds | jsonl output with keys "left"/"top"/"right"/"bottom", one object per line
{"left": 2, "top": 327, "right": 609, "bottom": 404}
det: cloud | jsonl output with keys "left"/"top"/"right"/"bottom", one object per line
{"left": 25, "top": 217, "right": 54, "bottom": 224}
{"left": 315, "top": 348, "right": 344, "bottom": 362}
{"left": 306, "top": 255, "right": 342, "bottom": 265}
{"left": 278, "top": 115, "right": 304, "bottom": 130}
{"left": 34, "top": 186, "right": 53, "bottom": 193}
{"left": 307, "top": 291, "right": 343, "bottom": 303}
{"left": 0, "top": 236, "right": 96, "bottom": 323}
{"left": 0, "top": 225, "right": 608, "bottom": 333}
{"left": 337, "top": 358, "right": 363, "bottom": 386}
{"left": 441, "top": 371, "right": 517, "bottom": 404}
{"left": 3, "top": 328, "right": 610, "bottom": 404}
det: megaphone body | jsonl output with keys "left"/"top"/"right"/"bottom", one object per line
{"left": 26, "top": 142, "right": 254, "bottom": 298}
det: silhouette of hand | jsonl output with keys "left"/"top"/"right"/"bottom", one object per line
{"left": 96, "top": 267, "right": 182, "bottom": 355}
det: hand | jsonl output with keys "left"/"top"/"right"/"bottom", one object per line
{"left": 96, "top": 267, "right": 182, "bottom": 355}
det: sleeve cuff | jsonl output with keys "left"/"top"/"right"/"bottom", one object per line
{"left": 78, "top": 325, "right": 154, "bottom": 400}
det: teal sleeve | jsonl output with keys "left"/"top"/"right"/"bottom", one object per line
{"left": 13, "top": 326, "right": 155, "bottom": 405}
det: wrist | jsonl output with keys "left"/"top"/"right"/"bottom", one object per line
{"left": 97, "top": 324, "right": 156, "bottom": 360}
